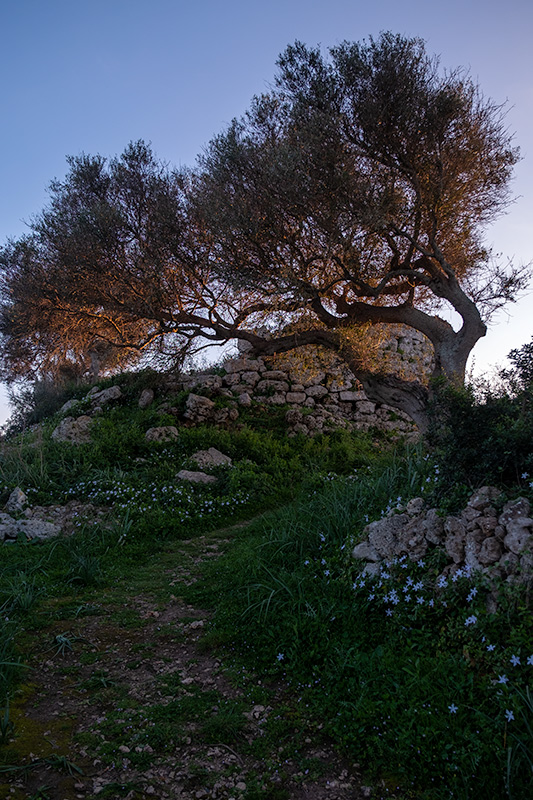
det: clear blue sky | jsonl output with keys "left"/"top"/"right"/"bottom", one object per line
{"left": 1, "top": 0, "right": 532, "bottom": 421}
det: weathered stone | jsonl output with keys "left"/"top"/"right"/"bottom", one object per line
{"left": 355, "top": 400, "right": 377, "bottom": 414}
{"left": 477, "top": 516, "right": 498, "bottom": 536}
{"left": 145, "top": 426, "right": 179, "bottom": 442}
{"left": 184, "top": 394, "right": 215, "bottom": 422}
{"left": 241, "top": 371, "right": 261, "bottom": 386}
{"left": 462, "top": 506, "right": 482, "bottom": 522}
{"left": 0, "top": 514, "right": 61, "bottom": 542}
{"left": 6, "top": 487, "right": 28, "bottom": 513}
{"left": 422, "top": 508, "right": 445, "bottom": 544}
{"left": 89, "top": 385, "right": 122, "bottom": 406}
{"left": 286, "top": 392, "right": 307, "bottom": 404}
{"left": 305, "top": 385, "right": 328, "bottom": 399}
{"left": 59, "top": 398, "right": 81, "bottom": 414}
{"left": 406, "top": 498, "right": 425, "bottom": 516}
{"left": 468, "top": 486, "right": 502, "bottom": 511}
{"left": 263, "top": 370, "right": 289, "bottom": 381}
{"left": 352, "top": 541, "right": 381, "bottom": 562}
{"left": 256, "top": 379, "right": 289, "bottom": 393}
{"left": 366, "top": 514, "right": 409, "bottom": 559}
{"left": 224, "top": 358, "right": 263, "bottom": 373}
{"left": 499, "top": 498, "right": 531, "bottom": 527}
{"left": 51, "top": 416, "right": 93, "bottom": 444}
{"left": 291, "top": 423, "right": 309, "bottom": 436}
{"left": 478, "top": 537, "right": 503, "bottom": 566}
{"left": 176, "top": 470, "right": 217, "bottom": 484}
{"left": 191, "top": 448, "right": 232, "bottom": 469}
{"left": 504, "top": 528, "right": 532, "bottom": 555}
{"left": 286, "top": 408, "right": 302, "bottom": 424}
{"left": 264, "top": 393, "right": 287, "bottom": 406}
{"left": 138, "top": 389, "right": 155, "bottom": 409}
{"left": 444, "top": 517, "right": 466, "bottom": 563}
{"left": 237, "top": 392, "right": 252, "bottom": 407}
{"left": 338, "top": 391, "right": 359, "bottom": 402}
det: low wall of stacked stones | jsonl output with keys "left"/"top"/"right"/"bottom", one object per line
{"left": 178, "top": 327, "right": 433, "bottom": 438}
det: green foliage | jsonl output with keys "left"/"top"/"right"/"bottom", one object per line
{"left": 191, "top": 451, "right": 533, "bottom": 799}
{"left": 427, "top": 346, "right": 533, "bottom": 493}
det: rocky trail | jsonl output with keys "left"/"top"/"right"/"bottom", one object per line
{"left": 2, "top": 523, "right": 384, "bottom": 800}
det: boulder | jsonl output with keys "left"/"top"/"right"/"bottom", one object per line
{"left": 138, "top": 388, "right": 155, "bottom": 409}
{"left": 191, "top": 448, "right": 232, "bottom": 469}
{"left": 0, "top": 512, "right": 61, "bottom": 542}
{"left": 51, "top": 416, "right": 93, "bottom": 444}
{"left": 177, "top": 470, "right": 217, "bottom": 485}
{"left": 88, "top": 385, "right": 122, "bottom": 406}
{"left": 145, "top": 426, "right": 179, "bottom": 442}
{"left": 5, "top": 487, "right": 28, "bottom": 513}
{"left": 183, "top": 394, "right": 216, "bottom": 423}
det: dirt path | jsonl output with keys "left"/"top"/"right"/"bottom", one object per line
{"left": 2, "top": 526, "right": 384, "bottom": 800}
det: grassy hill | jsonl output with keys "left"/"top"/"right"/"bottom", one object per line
{"left": 0, "top": 376, "right": 532, "bottom": 799}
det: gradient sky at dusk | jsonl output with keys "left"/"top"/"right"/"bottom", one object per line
{"left": 1, "top": 0, "right": 532, "bottom": 421}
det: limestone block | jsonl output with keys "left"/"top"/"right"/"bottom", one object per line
{"left": 241, "top": 371, "right": 261, "bottom": 386}
{"left": 286, "top": 392, "right": 307, "bottom": 404}
{"left": 51, "top": 416, "right": 93, "bottom": 444}
{"left": 256, "top": 379, "right": 289, "bottom": 393}
{"left": 264, "top": 393, "right": 287, "bottom": 406}
{"left": 339, "top": 390, "right": 360, "bottom": 402}
{"left": 352, "top": 541, "right": 381, "bottom": 562}
{"left": 191, "top": 448, "right": 232, "bottom": 469}
{"left": 478, "top": 537, "right": 503, "bottom": 565}
{"left": 6, "top": 487, "right": 28, "bottom": 513}
{"left": 504, "top": 528, "right": 532, "bottom": 555}
{"left": 366, "top": 514, "right": 409, "bottom": 559}
{"left": 225, "top": 358, "right": 263, "bottom": 373}
{"left": 184, "top": 394, "right": 215, "bottom": 422}
{"left": 263, "top": 370, "right": 289, "bottom": 381}
{"left": 237, "top": 392, "right": 252, "bottom": 406}
{"left": 88, "top": 385, "right": 122, "bottom": 406}
{"left": 468, "top": 486, "right": 502, "bottom": 511}
{"left": 305, "top": 385, "right": 328, "bottom": 399}
{"left": 355, "top": 400, "right": 377, "bottom": 414}
{"left": 138, "top": 388, "right": 155, "bottom": 409}
{"left": 145, "top": 426, "right": 179, "bottom": 442}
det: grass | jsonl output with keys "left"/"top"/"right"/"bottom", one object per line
{"left": 0, "top": 383, "right": 531, "bottom": 797}
{"left": 188, "top": 461, "right": 533, "bottom": 799}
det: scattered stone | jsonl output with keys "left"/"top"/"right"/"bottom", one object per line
{"left": 88, "top": 385, "right": 122, "bottom": 407}
{"left": 51, "top": 415, "right": 93, "bottom": 444}
{"left": 184, "top": 394, "right": 216, "bottom": 423}
{"left": 5, "top": 487, "right": 27, "bottom": 513}
{"left": 145, "top": 426, "right": 179, "bottom": 442}
{"left": 177, "top": 470, "right": 217, "bottom": 484}
{"left": 138, "top": 388, "right": 155, "bottom": 409}
{"left": 351, "top": 487, "right": 533, "bottom": 587}
{"left": 191, "top": 448, "right": 232, "bottom": 469}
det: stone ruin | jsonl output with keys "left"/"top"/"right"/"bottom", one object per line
{"left": 352, "top": 486, "right": 533, "bottom": 591}
{"left": 48, "top": 324, "right": 433, "bottom": 443}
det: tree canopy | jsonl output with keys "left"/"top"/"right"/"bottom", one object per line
{"left": 0, "top": 33, "right": 529, "bottom": 428}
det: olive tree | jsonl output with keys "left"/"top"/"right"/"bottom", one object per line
{"left": 0, "top": 34, "right": 528, "bottom": 428}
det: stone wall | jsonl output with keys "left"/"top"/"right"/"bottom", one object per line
{"left": 352, "top": 486, "right": 533, "bottom": 594}
{"left": 180, "top": 325, "right": 433, "bottom": 438}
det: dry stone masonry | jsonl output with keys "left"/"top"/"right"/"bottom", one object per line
{"left": 50, "top": 325, "right": 432, "bottom": 442}
{"left": 178, "top": 326, "right": 433, "bottom": 438}
{"left": 352, "top": 486, "right": 533, "bottom": 589}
